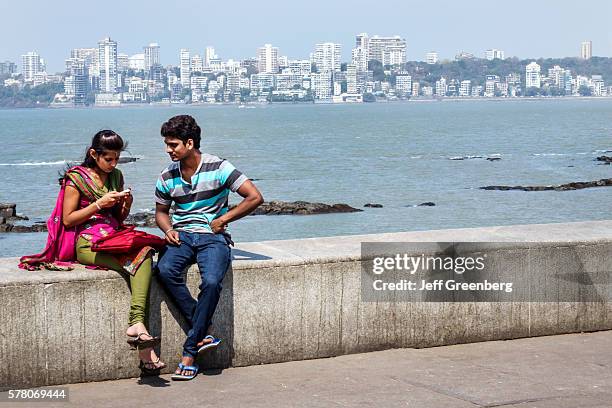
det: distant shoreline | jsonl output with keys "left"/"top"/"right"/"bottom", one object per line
{"left": 2, "top": 95, "right": 612, "bottom": 111}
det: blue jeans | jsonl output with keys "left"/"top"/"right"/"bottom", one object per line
{"left": 157, "top": 231, "right": 231, "bottom": 358}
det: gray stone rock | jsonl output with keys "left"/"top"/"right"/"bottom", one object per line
{"left": 8, "top": 214, "right": 29, "bottom": 222}
{"left": 595, "top": 156, "right": 612, "bottom": 165}
{"left": 0, "top": 203, "right": 16, "bottom": 219}
{"left": 247, "top": 201, "right": 362, "bottom": 215}
{"left": 11, "top": 223, "right": 47, "bottom": 233}
{"left": 480, "top": 178, "right": 612, "bottom": 191}
{"left": 118, "top": 157, "right": 139, "bottom": 163}
{"left": 124, "top": 212, "right": 157, "bottom": 227}
{"left": 364, "top": 203, "right": 383, "bottom": 208}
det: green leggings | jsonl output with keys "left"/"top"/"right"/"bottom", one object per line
{"left": 76, "top": 236, "right": 153, "bottom": 326}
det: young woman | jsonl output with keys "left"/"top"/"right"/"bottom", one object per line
{"left": 61, "top": 130, "right": 165, "bottom": 373}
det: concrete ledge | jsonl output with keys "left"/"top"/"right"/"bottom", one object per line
{"left": 1, "top": 220, "right": 611, "bottom": 389}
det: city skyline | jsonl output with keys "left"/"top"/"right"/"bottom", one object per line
{"left": 2, "top": 0, "right": 612, "bottom": 72}
{"left": 5, "top": 30, "right": 610, "bottom": 109}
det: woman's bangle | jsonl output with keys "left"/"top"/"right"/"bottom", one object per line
{"left": 164, "top": 228, "right": 175, "bottom": 235}
{"left": 94, "top": 201, "right": 102, "bottom": 211}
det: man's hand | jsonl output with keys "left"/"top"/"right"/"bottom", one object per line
{"left": 165, "top": 229, "right": 181, "bottom": 245}
{"left": 210, "top": 218, "right": 228, "bottom": 234}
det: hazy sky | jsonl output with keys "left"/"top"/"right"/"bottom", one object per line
{"left": 2, "top": 0, "right": 612, "bottom": 72}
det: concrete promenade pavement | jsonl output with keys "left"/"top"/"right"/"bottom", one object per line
{"left": 4, "top": 331, "right": 612, "bottom": 408}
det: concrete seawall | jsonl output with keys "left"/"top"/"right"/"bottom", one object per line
{"left": 1, "top": 220, "right": 611, "bottom": 389}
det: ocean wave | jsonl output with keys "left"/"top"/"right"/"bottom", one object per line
{"left": 449, "top": 155, "right": 483, "bottom": 160}
{"left": 532, "top": 153, "right": 568, "bottom": 156}
{"left": 0, "top": 160, "right": 67, "bottom": 166}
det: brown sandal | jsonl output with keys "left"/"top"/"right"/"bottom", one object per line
{"left": 139, "top": 357, "right": 166, "bottom": 375}
{"left": 127, "top": 332, "right": 161, "bottom": 350}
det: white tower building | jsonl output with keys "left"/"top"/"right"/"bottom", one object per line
{"left": 525, "top": 61, "right": 541, "bottom": 88}
{"left": 313, "top": 43, "right": 342, "bottom": 72}
{"left": 257, "top": 44, "right": 279, "bottom": 74}
{"left": 98, "top": 37, "right": 118, "bottom": 93}
{"left": 581, "top": 41, "right": 592, "bottom": 60}
{"left": 180, "top": 49, "right": 191, "bottom": 88}
{"left": 21, "top": 51, "right": 43, "bottom": 82}
{"left": 144, "top": 43, "right": 160, "bottom": 71}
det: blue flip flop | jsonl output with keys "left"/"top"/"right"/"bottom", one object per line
{"left": 171, "top": 363, "right": 199, "bottom": 381}
{"left": 197, "top": 335, "right": 221, "bottom": 354}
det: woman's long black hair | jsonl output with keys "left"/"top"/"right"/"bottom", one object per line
{"left": 59, "top": 130, "right": 127, "bottom": 184}
{"left": 81, "top": 130, "right": 126, "bottom": 168}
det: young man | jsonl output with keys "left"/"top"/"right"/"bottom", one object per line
{"left": 155, "top": 115, "right": 263, "bottom": 381}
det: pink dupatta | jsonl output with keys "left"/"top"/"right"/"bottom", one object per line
{"left": 18, "top": 171, "right": 79, "bottom": 270}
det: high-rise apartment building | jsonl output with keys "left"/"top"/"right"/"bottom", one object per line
{"left": 485, "top": 49, "right": 505, "bottom": 60}
{"left": 548, "top": 65, "right": 567, "bottom": 89}
{"left": 205, "top": 47, "right": 217, "bottom": 67}
{"left": 180, "top": 49, "right": 191, "bottom": 88}
{"left": 68, "top": 48, "right": 97, "bottom": 80}
{"left": 0, "top": 61, "right": 17, "bottom": 75}
{"left": 525, "top": 61, "right": 541, "bottom": 88}
{"left": 395, "top": 72, "right": 412, "bottom": 96}
{"left": 257, "top": 44, "right": 279, "bottom": 74}
{"left": 435, "top": 77, "right": 447, "bottom": 96}
{"left": 21, "top": 52, "right": 44, "bottom": 82}
{"left": 459, "top": 80, "right": 471, "bottom": 97}
{"left": 312, "top": 43, "right": 341, "bottom": 72}
{"left": 352, "top": 33, "right": 370, "bottom": 71}
{"left": 382, "top": 44, "right": 406, "bottom": 66}
{"left": 310, "top": 72, "right": 332, "bottom": 99}
{"left": 485, "top": 75, "right": 500, "bottom": 97}
{"left": 581, "top": 41, "right": 592, "bottom": 59}
{"left": 287, "top": 60, "right": 311, "bottom": 76}
{"left": 144, "top": 43, "right": 160, "bottom": 71}
{"left": 591, "top": 75, "right": 605, "bottom": 96}
{"left": 351, "top": 47, "right": 368, "bottom": 72}
{"left": 65, "top": 58, "right": 88, "bottom": 105}
{"left": 356, "top": 33, "right": 369, "bottom": 50}
{"left": 191, "top": 54, "right": 203, "bottom": 73}
{"left": 117, "top": 53, "right": 129, "bottom": 72}
{"left": 368, "top": 36, "right": 406, "bottom": 65}
{"left": 426, "top": 52, "right": 438, "bottom": 65}
{"left": 98, "top": 37, "right": 118, "bottom": 93}
{"left": 346, "top": 64, "right": 358, "bottom": 94}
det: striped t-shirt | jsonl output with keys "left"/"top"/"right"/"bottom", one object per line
{"left": 154, "top": 153, "right": 248, "bottom": 233}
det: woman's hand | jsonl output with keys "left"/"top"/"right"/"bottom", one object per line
{"left": 122, "top": 190, "right": 133, "bottom": 208}
{"left": 96, "top": 191, "right": 126, "bottom": 209}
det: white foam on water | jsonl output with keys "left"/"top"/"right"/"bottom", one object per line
{"left": 0, "top": 160, "right": 67, "bottom": 166}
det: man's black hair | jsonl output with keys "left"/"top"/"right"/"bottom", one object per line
{"left": 161, "top": 115, "right": 201, "bottom": 149}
